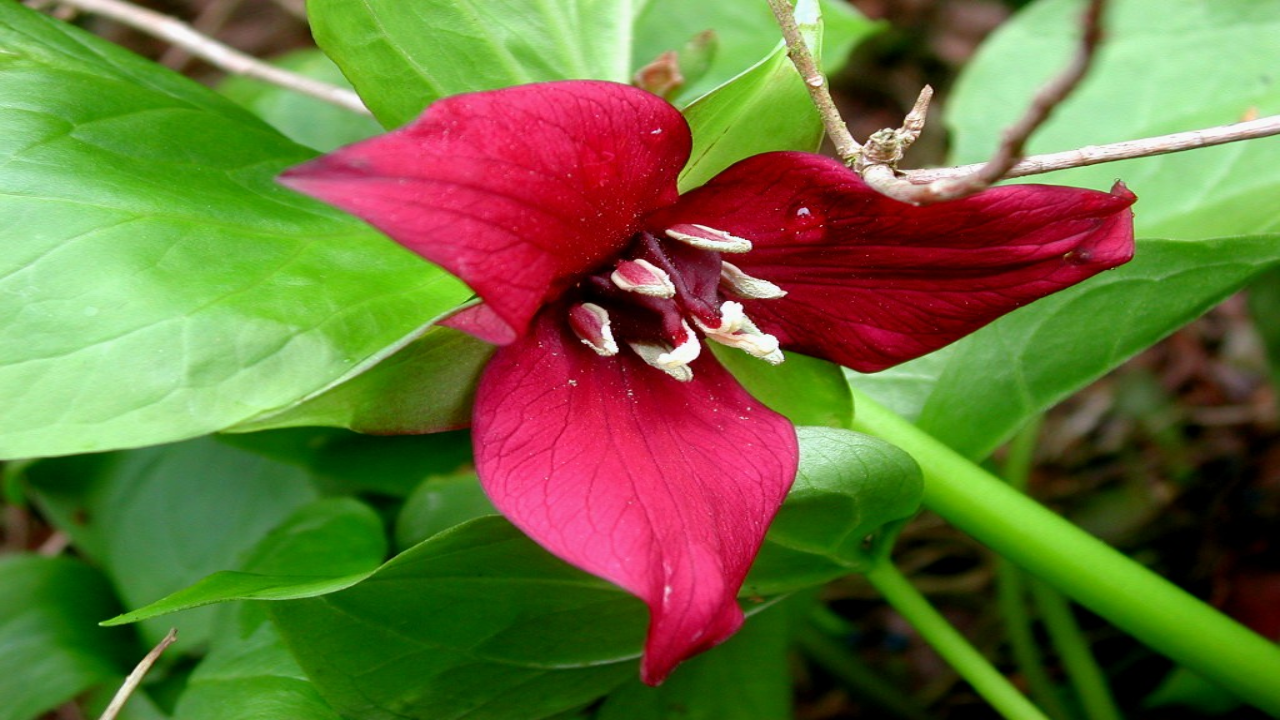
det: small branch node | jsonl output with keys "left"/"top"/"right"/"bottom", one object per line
{"left": 856, "top": 0, "right": 1109, "bottom": 204}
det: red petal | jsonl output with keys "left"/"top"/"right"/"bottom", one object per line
{"left": 472, "top": 310, "right": 798, "bottom": 684}
{"left": 280, "top": 81, "right": 690, "bottom": 341}
{"left": 655, "top": 153, "right": 1136, "bottom": 371}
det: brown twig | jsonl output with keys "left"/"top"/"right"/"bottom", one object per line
{"left": 863, "top": 0, "right": 1109, "bottom": 204}
{"left": 37, "top": 530, "right": 71, "bottom": 556}
{"left": 905, "top": 114, "right": 1280, "bottom": 184}
{"left": 43, "top": 0, "right": 369, "bottom": 115}
{"left": 767, "top": 0, "right": 1280, "bottom": 199}
{"left": 159, "top": 0, "right": 244, "bottom": 71}
{"left": 97, "top": 628, "right": 178, "bottom": 720}
{"left": 765, "top": 0, "right": 861, "bottom": 161}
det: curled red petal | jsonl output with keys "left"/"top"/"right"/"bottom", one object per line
{"left": 279, "top": 81, "right": 691, "bottom": 342}
{"left": 655, "top": 152, "right": 1136, "bottom": 371}
{"left": 473, "top": 310, "right": 798, "bottom": 684}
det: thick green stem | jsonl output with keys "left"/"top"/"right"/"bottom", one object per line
{"left": 864, "top": 561, "right": 1050, "bottom": 720}
{"left": 849, "top": 388, "right": 1280, "bottom": 715}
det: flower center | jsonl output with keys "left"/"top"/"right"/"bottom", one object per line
{"left": 565, "top": 224, "right": 787, "bottom": 381}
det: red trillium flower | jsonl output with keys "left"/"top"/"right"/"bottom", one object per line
{"left": 279, "top": 80, "right": 1135, "bottom": 684}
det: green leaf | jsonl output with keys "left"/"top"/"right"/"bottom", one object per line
{"left": 0, "top": 4, "right": 468, "bottom": 459}
{"left": 165, "top": 499, "right": 384, "bottom": 719}
{"left": 174, "top": 622, "right": 342, "bottom": 720}
{"left": 103, "top": 428, "right": 920, "bottom": 625}
{"left": 596, "top": 597, "right": 801, "bottom": 720}
{"left": 633, "top": 0, "right": 878, "bottom": 102}
{"left": 22, "top": 437, "right": 320, "bottom": 648}
{"left": 395, "top": 472, "right": 497, "bottom": 550}
{"left": 677, "top": 0, "right": 825, "bottom": 191}
{"left": 233, "top": 327, "right": 493, "bottom": 435}
{"left": 103, "top": 497, "right": 387, "bottom": 627}
{"left": 309, "top": 0, "right": 634, "bottom": 128}
{"left": 238, "top": 498, "right": 387, "bottom": 577}
{"left": 269, "top": 517, "right": 641, "bottom": 720}
{"left": 220, "top": 427, "right": 475, "bottom": 498}
{"left": 948, "top": 0, "right": 1280, "bottom": 239}
{"left": 713, "top": 348, "right": 853, "bottom": 429}
{"left": 854, "top": 235, "right": 1280, "bottom": 459}
{"left": 90, "top": 431, "right": 917, "bottom": 718}
{"left": 0, "top": 555, "right": 136, "bottom": 720}
{"left": 748, "top": 427, "right": 922, "bottom": 595}
{"left": 219, "top": 49, "right": 384, "bottom": 152}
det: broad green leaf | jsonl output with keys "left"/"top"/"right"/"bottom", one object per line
{"left": 102, "top": 428, "right": 920, "bottom": 628}
{"left": 396, "top": 472, "right": 497, "bottom": 550}
{"left": 747, "top": 427, "right": 921, "bottom": 595}
{"left": 0, "top": 555, "right": 136, "bottom": 720}
{"left": 232, "top": 327, "right": 493, "bottom": 435}
{"left": 854, "top": 235, "right": 1280, "bottom": 459}
{"left": 309, "top": 0, "right": 633, "bottom": 128}
{"left": 596, "top": 598, "right": 800, "bottom": 720}
{"left": 174, "top": 622, "right": 341, "bottom": 720}
{"left": 949, "top": 0, "right": 1280, "bottom": 238}
{"left": 713, "top": 348, "right": 853, "bottom": 429}
{"left": 633, "top": 0, "right": 878, "bottom": 102}
{"left": 0, "top": 4, "right": 468, "bottom": 459}
{"left": 219, "top": 49, "right": 383, "bottom": 152}
{"left": 93, "top": 430, "right": 917, "bottom": 719}
{"left": 22, "top": 437, "right": 319, "bottom": 648}
{"left": 237, "top": 497, "right": 387, "bottom": 577}
{"left": 269, "top": 517, "right": 641, "bottom": 720}
{"left": 104, "top": 497, "right": 388, "bottom": 628}
{"left": 220, "top": 427, "right": 474, "bottom": 498}
{"left": 677, "top": 0, "right": 825, "bottom": 190}
{"left": 168, "top": 498, "right": 379, "bottom": 720}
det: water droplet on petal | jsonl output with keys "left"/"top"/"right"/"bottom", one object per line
{"left": 787, "top": 203, "right": 825, "bottom": 233}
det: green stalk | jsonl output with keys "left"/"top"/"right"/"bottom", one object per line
{"left": 849, "top": 388, "right": 1280, "bottom": 715}
{"left": 1028, "top": 578, "right": 1122, "bottom": 720}
{"left": 996, "top": 560, "right": 1074, "bottom": 720}
{"left": 1002, "top": 417, "right": 1120, "bottom": 720}
{"left": 864, "top": 561, "right": 1050, "bottom": 720}
{"left": 996, "top": 419, "right": 1073, "bottom": 718}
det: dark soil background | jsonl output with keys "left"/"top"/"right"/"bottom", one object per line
{"left": 9, "top": 1, "right": 1278, "bottom": 718}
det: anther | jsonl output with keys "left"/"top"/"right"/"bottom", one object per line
{"left": 695, "top": 301, "right": 784, "bottom": 365}
{"left": 720, "top": 261, "right": 787, "bottom": 300}
{"left": 568, "top": 303, "right": 619, "bottom": 356}
{"left": 665, "top": 223, "right": 753, "bottom": 253}
{"left": 694, "top": 301, "right": 746, "bottom": 334}
{"left": 611, "top": 258, "right": 676, "bottom": 298}
{"left": 628, "top": 321, "right": 700, "bottom": 382}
